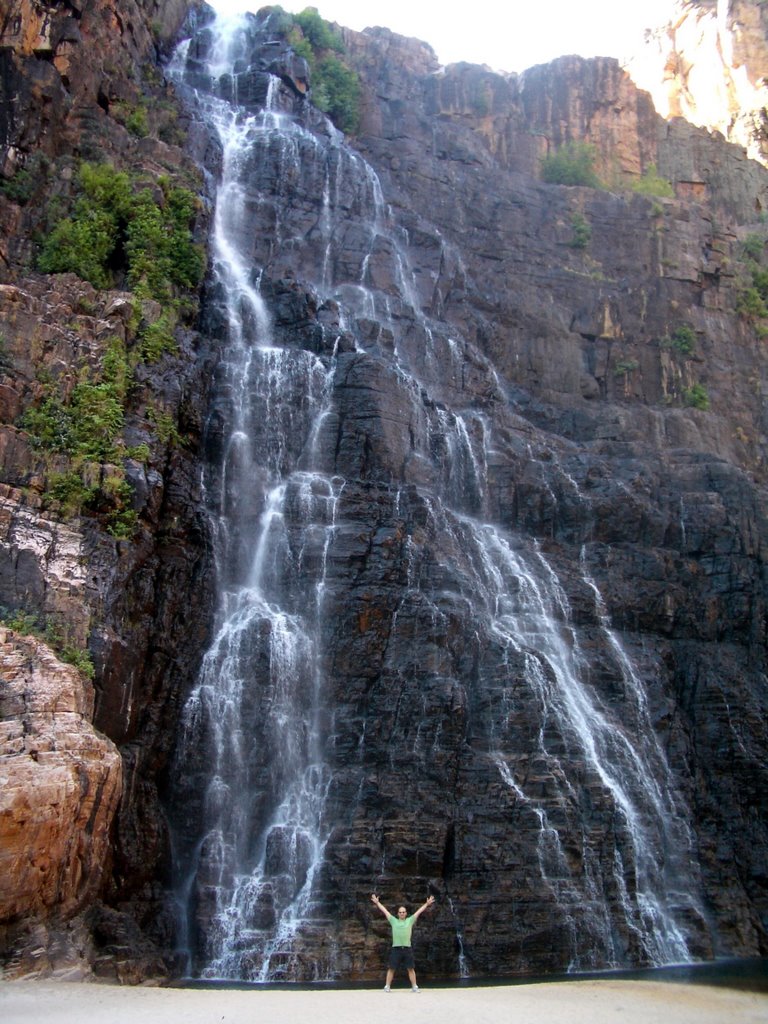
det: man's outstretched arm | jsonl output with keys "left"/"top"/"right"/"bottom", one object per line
{"left": 371, "top": 893, "right": 392, "bottom": 918}
{"left": 412, "top": 894, "right": 435, "bottom": 920}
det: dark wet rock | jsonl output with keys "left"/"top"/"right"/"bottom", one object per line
{"left": 1, "top": 0, "right": 767, "bottom": 985}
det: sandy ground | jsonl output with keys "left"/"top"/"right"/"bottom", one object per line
{"left": 1, "top": 979, "right": 766, "bottom": 1024}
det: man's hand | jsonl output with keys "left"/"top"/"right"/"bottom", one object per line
{"left": 371, "top": 893, "right": 391, "bottom": 917}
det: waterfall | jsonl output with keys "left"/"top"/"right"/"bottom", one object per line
{"left": 168, "top": 12, "right": 343, "bottom": 980}
{"left": 165, "top": 8, "right": 705, "bottom": 981}
{"left": 395, "top": 500, "right": 700, "bottom": 969}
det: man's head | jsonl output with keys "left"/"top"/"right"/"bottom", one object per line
{"left": 397, "top": 906, "right": 407, "bottom": 918}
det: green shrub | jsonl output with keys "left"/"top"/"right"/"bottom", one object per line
{"left": 0, "top": 153, "right": 50, "bottom": 205}
{"left": 288, "top": 30, "right": 314, "bottom": 62}
{"left": 125, "top": 442, "right": 151, "bottom": 462}
{"left": 138, "top": 310, "right": 179, "bottom": 362}
{"left": 21, "top": 393, "right": 76, "bottom": 453}
{"left": 0, "top": 607, "right": 94, "bottom": 678}
{"left": 47, "top": 470, "right": 98, "bottom": 516}
{"left": 631, "top": 165, "right": 674, "bottom": 198}
{"left": 295, "top": 8, "right": 343, "bottom": 52}
{"left": 0, "top": 607, "right": 41, "bottom": 635}
{"left": 22, "top": 378, "right": 124, "bottom": 463}
{"left": 44, "top": 621, "right": 95, "bottom": 678}
{"left": 59, "top": 642, "right": 95, "bottom": 678}
{"left": 101, "top": 477, "right": 139, "bottom": 539}
{"left": 752, "top": 266, "right": 768, "bottom": 298}
{"left": 102, "top": 335, "right": 131, "bottom": 404}
{"left": 127, "top": 180, "right": 204, "bottom": 299}
{"left": 742, "top": 234, "right": 764, "bottom": 261}
{"left": 569, "top": 212, "right": 591, "bottom": 249}
{"left": 38, "top": 163, "right": 203, "bottom": 300}
{"left": 541, "top": 142, "right": 601, "bottom": 188}
{"left": 736, "top": 286, "right": 768, "bottom": 319}
{"left": 313, "top": 55, "right": 361, "bottom": 134}
{"left": 683, "top": 383, "right": 710, "bottom": 410}
{"left": 30, "top": 164, "right": 203, "bottom": 537}
{"left": 126, "top": 104, "right": 149, "bottom": 138}
{"left": 69, "top": 378, "right": 125, "bottom": 460}
{"left": 147, "top": 406, "right": 182, "bottom": 446}
{"left": 38, "top": 208, "right": 118, "bottom": 289}
{"left": 661, "top": 325, "right": 696, "bottom": 356}
{"left": 20, "top": 347, "right": 142, "bottom": 539}
{"left": 735, "top": 233, "right": 768, "bottom": 323}
{"left": 21, "top": 337, "right": 131, "bottom": 463}
{"left": 288, "top": 9, "right": 361, "bottom": 134}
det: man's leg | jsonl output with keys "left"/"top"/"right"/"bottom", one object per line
{"left": 384, "top": 967, "right": 394, "bottom": 990}
{"left": 407, "top": 967, "right": 419, "bottom": 991}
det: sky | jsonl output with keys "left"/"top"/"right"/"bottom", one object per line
{"left": 209, "top": 0, "right": 676, "bottom": 74}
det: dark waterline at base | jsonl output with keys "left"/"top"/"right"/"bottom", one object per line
{"left": 171, "top": 957, "right": 768, "bottom": 994}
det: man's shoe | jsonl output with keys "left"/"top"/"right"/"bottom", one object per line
{"left": 383, "top": 986, "right": 390, "bottom": 992}
{"left": 411, "top": 986, "right": 420, "bottom": 992}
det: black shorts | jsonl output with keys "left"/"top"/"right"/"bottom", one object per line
{"left": 388, "top": 946, "right": 415, "bottom": 970}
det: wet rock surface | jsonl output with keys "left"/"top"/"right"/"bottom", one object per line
{"left": 164, "top": 9, "right": 767, "bottom": 983}
{"left": 0, "top": 0, "right": 767, "bottom": 984}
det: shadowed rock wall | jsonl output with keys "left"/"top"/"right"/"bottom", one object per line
{"left": 0, "top": 0, "right": 767, "bottom": 983}
{"left": 165, "top": 10, "right": 767, "bottom": 982}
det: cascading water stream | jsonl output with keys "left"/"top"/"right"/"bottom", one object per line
{"left": 164, "top": 7, "right": 706, "bottom": 980}
{"left": 168, "top": 13, "right": 343, "bottom": 980}
{"left": 448, "top": 510, "right": 697, "bottom": 965}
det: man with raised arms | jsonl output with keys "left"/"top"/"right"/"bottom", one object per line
{"left": 370, "top": 892, "right": 435, "bottom": 991}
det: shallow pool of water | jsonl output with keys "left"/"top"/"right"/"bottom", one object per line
{"left": 173, "top": 956, "right": 768, "bottom": 994}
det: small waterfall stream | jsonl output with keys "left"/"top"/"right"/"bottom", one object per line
{"left": 167, "top": 8, "right": 704, "bottom": 981}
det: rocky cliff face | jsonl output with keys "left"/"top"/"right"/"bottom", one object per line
{"left": 0, "top": 625, "right": 121, "bottom": 977}
{"left": 1, "top": 0, "right": 767, "bottom": 984}
{"left": 165, "top": 8, "right": 767, "bottom": 982}
{"left": 627, "top": 0, "right": 768, "bottom": 167}
{"left": 0, "top": 0, "right": 215, "bottom": 980}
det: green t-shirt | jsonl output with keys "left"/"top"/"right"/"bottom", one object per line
{"left": 387, "top": 913, "right": 416, "bottom": 947}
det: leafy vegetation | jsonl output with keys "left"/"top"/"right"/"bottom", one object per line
{"left": 660, "top": 325, "right": 696, "bottom": 356}
{"left": 569, "top": 212, "right": 591, "bottom": 249}
{"left": 147, "top": 406, "right": 183, "bottom": 447}
{"left": 736, "top": 231, "right": 768, "bottom": 332}
{"left": 288, "top": 7, "right": 362, "bottom": 134}
{"left": 737, "top": 286, "right": 768, "bottom": 319}
{"left": 26, "top": 158, "right": 202, "bottom": 538}
{"left": 630, "top": 165, "right": 674, "bottom": 198}
{"left": 682, "top": 383, "right": 710, "bottom": 411}
{"left": 99, "top": 477, "right": 140, "bottom": 539}
{"left": 540, "top": 142, "right": 602, "bottom": 188}
{"left": 46, "top": 470, "right": 98, "bottom": 517}
{"left": 0, "top": 153, "right": 51, "bottom": 205}
{"left": 312, "top": 55, "right": 361, "bottom": 134}
{"left": 29, "top": 162, "right": 203, "bottom": 535}
{"left": 19, "top": 334, "right": 149, "bottom": 536}
{"left": 294, "top": 8, "right": 344, "bottom": 52}
{"left": 614, "top": 359, "right": 639, "bottom": 377}
{"left": 742, "top": 234, "right": 764, "bottom": 262}
{"left": 138, "top": 309, "right": 179, "bottom": 362}
{"left": 22, "top": 337, "right": 128, "bottom": 461}
{"left": 38, "top": 163, "right": 204, "bottom": 301}
{"left": 0, "top": 606, "right": 95, "bottom": 678}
